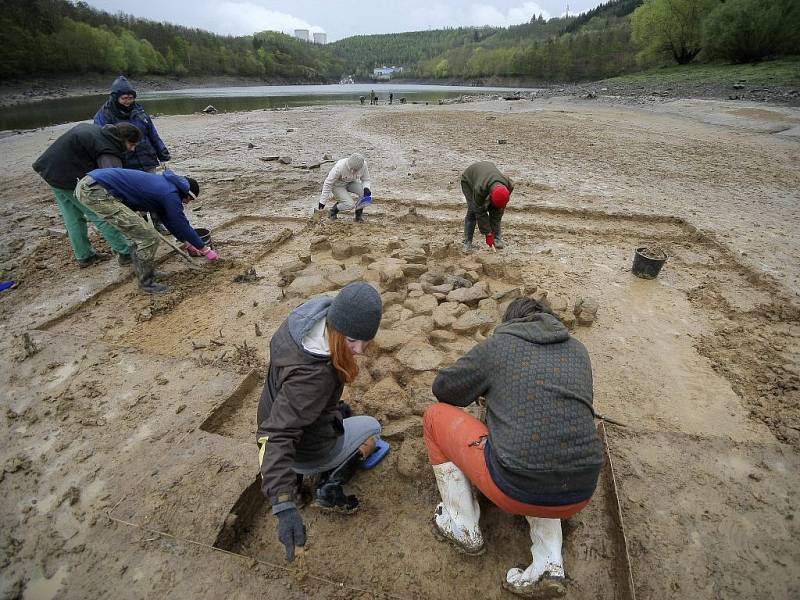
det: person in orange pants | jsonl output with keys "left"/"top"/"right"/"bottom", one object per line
{"left": 423, "top": 297, "right": 604, "bottom": 598}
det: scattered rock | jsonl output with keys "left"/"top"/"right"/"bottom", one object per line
{"left": 397, "top": 315, "right": 435, "bottom": 335}
{"left": 287, "top": 274, "right": 334, "bottom": 298}
{"left": 432, "top": 302, "right": 468, "bottom": 328}
{"left": 381, "top": 416, "right": 423, "bottom": 441}
{"left": 447, "top": 281, "right": 490, "bottom": 306}
{"left": 452, "top": 310, "right": 496, "bottom": 334}
{"left": 401, "top": 264, "right": 428, "bottom": 278}
{"left": 368, "top": 356, "right": 404, "bottom": 380}
{"left": 396, "top": 341, "right": 444, "bottom": 371}
{"left": 397, "top": 437, "right": 430, "bottom": 479}
{"left": 574, "top": 297, "right": 599, "bottom": 326}
{"left": 279, "top": 260, "right": 307, "bottom": 279}
{"left": 361, "top": 377, "right": 410, "bottom": 418}
{"left": 478, "top": 298, "right": 498, "bottom": 313}
{"left": 137, "top": 308, "right": 152, "bottom": 322}
{"left": 278, "top": 156, "right": 292, "bottom": 165}
{"left": 391, "top": 247, "right": 427, "bottom": 264}
{"left": 375, "top": 329, "right": 413, "bottom": 351}
{"left": 404, "top": 294, "right": 439, "bottom": 316}
{"left": 429, "top": 329, "right": 457, "bottom": 343}
{"left": 331, "top": 241, "right": 369, "bottom": 259}
{"left": 327, "top": 266, "right": 364, "bottom": 287}
{"left": 201, "top": 105, "right": 217, "bottom": 114}
{"left": 259, "top": 155, "right": 280, "bottom": 162}
{"left": 381, "top": 291, "right": 407, "bottom": 307}
{"left": 497, "top": 139, "right": 508, "bottom": 145}
{"left": 310, "top": 236, "right": 331, "bottom": 252}
{"left": 477, "top": 255, "right": 506, "bottom": 278}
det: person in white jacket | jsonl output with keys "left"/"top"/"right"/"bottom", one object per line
{"left": 318, "top": 153, "right": 372, "bottom": 223}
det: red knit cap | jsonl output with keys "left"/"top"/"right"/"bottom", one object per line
{"left": 490, "top": 184, "right": 510, "bottom": 208}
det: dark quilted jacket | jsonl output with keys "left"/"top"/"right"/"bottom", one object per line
{"left": 432, "top": 313, "right": 603, "bottom": 504}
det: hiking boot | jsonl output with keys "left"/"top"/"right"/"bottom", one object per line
{"left": 117, "top": 252, "right": 132, "bottom": 266}
{"left": 494, "top": 236, "right": 505, "bottom": 250}
{"left": 354, "top": 209, "right": 364, "bottom": 223}
{"left": 312, "top": 481, "right": 359, "bottom": 514}
{"left": 462, "top": 241, "right": 474, "bottom": 254}
{"left": 77, "top": 252, "right": 111, "bottom": 268}
{"left": 328, "top": 206, "right": 339, "bottom": 221}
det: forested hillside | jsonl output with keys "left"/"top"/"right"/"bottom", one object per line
{"left": 0, "top": 0, "right": 341, "bottom": 80}
{"left": 1, "top": 0, "right": 798, "bottom": 84}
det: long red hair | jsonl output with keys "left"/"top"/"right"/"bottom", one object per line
{"left": 326, "top": 325, "right": 358, "bottom": 384}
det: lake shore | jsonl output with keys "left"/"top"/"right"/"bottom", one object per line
{"left": 3, "top": 71, "right": 799, "bottom": 110}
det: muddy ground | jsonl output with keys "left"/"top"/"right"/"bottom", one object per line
{"left": 1, "top": 96, "right": 799, "bottom": 599}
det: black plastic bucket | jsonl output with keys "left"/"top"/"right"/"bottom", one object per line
{"left": 194, "top": 227, "right": 213, "bottom": 249}
{"left": 632, "top": 246, "right": 667, "bottom": 279}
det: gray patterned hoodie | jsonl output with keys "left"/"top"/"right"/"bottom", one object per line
{"left": 432, "top": 313, "right": 603, "bottom": 505}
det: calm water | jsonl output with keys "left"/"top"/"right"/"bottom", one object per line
{"left": 0, "top": 83, "right": 534, "bottom": 131}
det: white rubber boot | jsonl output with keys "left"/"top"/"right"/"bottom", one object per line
{"left": 431, "top": 462, "right": 485, "bottom": 555}
{"left": 504, "top": 517, "right": 566, "bottom": 598}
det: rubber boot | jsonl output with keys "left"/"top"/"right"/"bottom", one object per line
{"left": 430, "top": 462, "right": 485, "bottom": 555}
{"left": 494, "top": 221, "right": 505, "bottom": 249}
{"left": 329, "top": 205, "right": 339, "bottom": 221}
{"left": 312, "top": 452, "right": 361, "bottom": 513}
{"left": 131, "top": 247, "right": 168, "bottom": 295}
{"left": 463, "top": 215, "right": 476, "bottom": 254}
{"left": 504, "top": 517, "right": 566, "bottom": 598}
{"left": 354, "top": 208, "right": 364, "bottom": 223}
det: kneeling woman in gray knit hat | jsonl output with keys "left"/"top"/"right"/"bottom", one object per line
{"left": 256, "top": 282, "right": 383, "bottom": 562}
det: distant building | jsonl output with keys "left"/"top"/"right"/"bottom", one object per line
{"left": 294, "top": 29, "right": 309, "bottom": 42}
{"left": 313, "top": 32, "right": 327, "bottom": 44}
{"left": 373, "top": 66, "right": 403, "bottom": 80}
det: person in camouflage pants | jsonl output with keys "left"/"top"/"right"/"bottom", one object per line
{"left": 76, "top": 176, "right": 160, "bottom": 263}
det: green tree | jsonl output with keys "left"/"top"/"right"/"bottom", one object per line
{"left": 631, "top": 0, "right": 718, "bottom": 64}
{"left": 703, "top": 0, "right": 800, "bottom": 63}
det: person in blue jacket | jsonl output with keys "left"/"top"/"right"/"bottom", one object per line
{"left": 93, "top": 76, "right": 170, "bottom": 172}
{"left": 75, "top": 168, "right": 219, "bottom": 294}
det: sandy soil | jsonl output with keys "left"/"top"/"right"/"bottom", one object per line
{"left": 1, "top": 97, "right": 799, "bottom": 599}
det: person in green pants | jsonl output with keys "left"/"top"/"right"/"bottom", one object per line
{"left": 33, "top": 122, "right": 141, "bottom": 268}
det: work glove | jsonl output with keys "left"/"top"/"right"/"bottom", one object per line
{"left": 203, "top": 248, "right": 220, "bottom": 261}
{"left": 363, "top": 187, "right": 371, "bottom": 197}
{"left": 485, "top": 232, "right": 495, "bottom": 248}
{"left": 159, "top": 150, "right": 171, "bottom": 162}
{"left": 184, "top": 243, "right": 202, "bottom": 257}
{"left": 276, "top": 507, "right": 306, "bottom": 562}
{"left": 318, "top": 202, "right": 325, "bottom": 210}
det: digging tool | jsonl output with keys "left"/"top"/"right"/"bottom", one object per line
{"left": 155, "top": 231, "right": 203, "bottom": 271}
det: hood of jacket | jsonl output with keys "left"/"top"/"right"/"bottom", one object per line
{"left": 98, "top": 124, "right": 126, "bottom": 150}
{"left": 286, "top": 297, "right": 333, "bottom": 358}
{"left": 493, "top": 312, "right": 569, "bottom": 345}
{"left": 163, "top": 170, "right": 192, "bottom": 198}
{"left": 110, "top": 76, "right": 136, "bottom": 99}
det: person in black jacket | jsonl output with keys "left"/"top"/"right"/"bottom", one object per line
{"left": 32, "top": 122, "right": 141, "bottom": 268}
{"left": 257, "top": 282, "right": 383, "bottom": 562}
{"left": 423, "top": 297, "right": 603, "bottom": 597}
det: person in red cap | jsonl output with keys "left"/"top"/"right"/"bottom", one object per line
{"left": 460, "top": 161, "right": 513, "bottom": 253}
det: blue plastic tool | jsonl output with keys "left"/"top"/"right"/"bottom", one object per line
{"left": 360, "top": 194, "right": 373, "bottom": 205}
{"left": 0, "top": 281, "right": 15, "bottom": 292}
{"left": 361, "top": 438, "right": 390, "bottom": 470}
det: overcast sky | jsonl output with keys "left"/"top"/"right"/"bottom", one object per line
{"left": 84, "top": 0, "right": 606, "bottom": 41}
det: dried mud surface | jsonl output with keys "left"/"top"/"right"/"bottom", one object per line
{"left": 1, "top": 98, "right": 799, "bottom": 599}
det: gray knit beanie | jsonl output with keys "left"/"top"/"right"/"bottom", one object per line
{"left": 327, "top": 282, "right": 382, "bottom": 341}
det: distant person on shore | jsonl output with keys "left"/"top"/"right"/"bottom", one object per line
{"left": 370, "top": 90, "right": 376, "bottom": 105}
{"left": 360, "top": 96, "right": 366, "bottom": 105}
{"left": 318, "top": 153, "right": 373, "bottom": 223}
{"left": 389, "top": 92, "right": 393, "bottom": 105}
{"left": 460, "top": 161, "right": 513, "bottom": 253}
{"left": 32, "top": 122, "right": 141, "bottom": 268}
